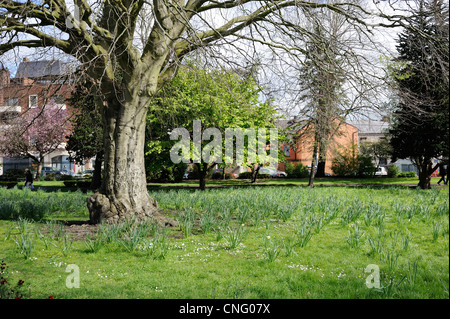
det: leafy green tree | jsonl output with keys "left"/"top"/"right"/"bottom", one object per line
{"left": 388, "top": 0, "right": 449, "bottom": 189}
{"left": 147, "top": 62, "right": 278, "bottom": 190}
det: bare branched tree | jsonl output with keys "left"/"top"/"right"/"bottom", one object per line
{"left": 256, "top": 1, "right": 392, "bottom": 186}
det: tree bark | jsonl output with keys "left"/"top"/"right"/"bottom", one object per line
{"left": 417, "top": 158, "right": 439, "bottom": 189}
{"left": 308, "top": 124, "right": 321, "bottom": 188}
{"left": 251, "top": 164, "right": 261, "bottom": 183}
{"left": 27, "top": 153, "right": 42, "bottom": 179}
{"left": 36, "top": 160, "right": 43, "bottom": 180}
{"left": 87, "top": 94, "right": 161, "bottom": 224}
{"left": 197, "top": 163, "right": 214, "bottom": 191}
{"left": 199, "top": 173, "right": 206, "bottom": 191}
{"left": 308, "top": 142, "right": 319, "bottom": 188}
{"left": 90, "top": 150, "right": 103, "bottom": 190}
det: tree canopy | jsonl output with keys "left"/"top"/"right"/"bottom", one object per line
{"left": 146, "top": 62, "right": 279, "bottom": 189}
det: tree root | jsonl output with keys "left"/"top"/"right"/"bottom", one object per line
{"left": 87, "top": 192, "right": 177, "bottom": 227}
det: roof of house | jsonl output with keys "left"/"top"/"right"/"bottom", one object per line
{"left": 14, "top": 60, "right": 68, "bottom": 79}
{"left": 275, "top": 119, "right": 302, "bottom": 131}
{"left": 276, "top": 118, "right": 359, "bottom": 133}
{"left": 350, "top": 120, "right": 389, "bottom": 134}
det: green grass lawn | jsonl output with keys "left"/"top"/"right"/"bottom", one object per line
{"left": 0, "top": 185, "right": 448, "bottom": 299}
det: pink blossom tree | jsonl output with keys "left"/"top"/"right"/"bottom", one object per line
{"left": 0, "top": 104, "right": 71, "bottom": 178}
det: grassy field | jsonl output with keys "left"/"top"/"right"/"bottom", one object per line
{"left": 0, "top": 184, "right": 448, "bottom": 299}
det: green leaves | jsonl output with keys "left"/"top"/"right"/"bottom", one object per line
{"left": 145, "top": 61, "right": 280, "bottom": 184}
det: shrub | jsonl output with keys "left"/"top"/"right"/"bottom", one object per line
{"left": 238, "top": 172, "right": 253, "bottom": 179}
{"left": 225, "top": 173, "right": 234, "bottom": 179}
{"left": 387, "top": 165, "right": 400, "bottom": 178}
{"left": 331, "top": 157, "right": 358, "bottom": 177}
{"left": 76, "top": 180, "right": 92, "bottom": 188}
{"left": 357, "top": 155, "right": 376, "bottom": 177}
{"left": 186, "top": 165, "right": 213, "bottom": 180}
{"left": 237, "top": 171, "right": 271, "bottom": 179}
{"left": 332, "top": 150, "right": 376, "bottom": 178}
{"left": 331, "top": 143, "right": 362, "bottom": 177}
{"left": 398, "top": 171, "right": 416, "bottom": 178}
{"left": 0, "top": 169, "right": 25, "bottom": 181}
{"left": 212, "top": 172, "right": 223, "bottom": 180}
{"left": 44, "top": 173, "right": 56, "bottom": 181}
{"left": 57, "top": 174, "right": 74, "bottom": 181}
{"left": 211, "top": 172, "right": 234, "bottom": 180}
{"left": 285, "top": 162, "right": 309, "bottom": 178}
{"left": 63, "top": 180, "right": 78, "bottom": 187}
{"left": 0, "top": 181, "right": 18, "bottom": 189}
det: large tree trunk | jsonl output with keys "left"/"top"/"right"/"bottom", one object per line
{"left": 87, "top": 94, "right": 162, "bottom": 224}
{"left": 415, "top": 157, "right": 439, "bottom": 189}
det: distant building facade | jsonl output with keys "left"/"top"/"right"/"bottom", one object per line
{"left": 350, "top": 119, "right": 392, "bottom": 169}
{"left": 0, "top": 58, "right": 92, "bottom": 176}
{"left": 350, "top": 118, "right": 439, "bottom": 176}
{"left": 277, "top": 118, "right": 359, "bottom": 176}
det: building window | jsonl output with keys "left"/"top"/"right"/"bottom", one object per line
{"left": 29, "top": 95, "right": 38, "bottom": 108}
{"left": 284, "top": 145, "right": 290, "bottom": 157}
{"left": 401, "top": 164, "right": 418, "bottom": 173}
{"left": 54, "top": 95, "right": 65, "bottom": 104}
{"left": 6, "top": 98, "right": 18, "bottom": 106}
{"left": 49, "top": 95, "right": 66, "bottom": 109}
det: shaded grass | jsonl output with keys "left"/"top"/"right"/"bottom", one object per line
{"left": 147, "top": 177, "right": 441, "bottom": 188}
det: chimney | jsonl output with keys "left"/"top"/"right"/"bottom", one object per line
{"left": 0, "top": 65, "right": 10, "bottom": 105}
{"left": 0, "top": 65, "right": 10, "bottom": 87}
{"left": 20, "top": 58, "right": 34, "bottom": 85}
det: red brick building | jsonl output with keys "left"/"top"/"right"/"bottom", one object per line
{"left": 277, "top": 119, "right": 359, "bottom": 176}
{"left": 0, "top": 59, "right": 89, "bottom": 175}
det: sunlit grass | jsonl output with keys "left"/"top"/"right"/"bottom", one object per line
{"left": 0, "top": 185, "right": 448, "bottom": 299}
